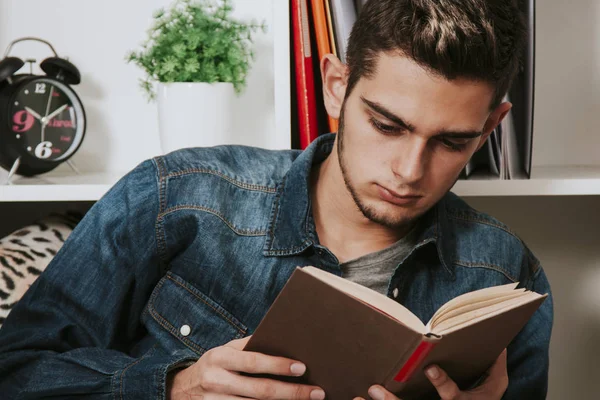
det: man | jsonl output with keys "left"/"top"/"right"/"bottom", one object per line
{"left": 0, "top": 0, "right": 552, "bottom": 399}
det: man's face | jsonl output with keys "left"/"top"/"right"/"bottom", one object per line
{"left": 334, "top": 53, "right": 500, "bottom": 230}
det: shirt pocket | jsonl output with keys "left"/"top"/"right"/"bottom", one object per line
{"left": 147, "top": 271, "right": 248, "bottom": 355}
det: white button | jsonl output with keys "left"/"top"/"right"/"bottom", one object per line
{"left": 180, "top": 324, "right": 191, "bottom": 337}
{"left": 392, "top": 288, "right": 399, "bottom": 298}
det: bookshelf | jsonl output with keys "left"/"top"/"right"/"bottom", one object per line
{"left": 1, "top": 165, "right": 599, "bottom": 203}
{"left": 0, "top": 0, "right": 598, "bottom": 203}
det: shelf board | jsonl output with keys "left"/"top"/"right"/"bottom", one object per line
{"left": 1, "top": 166, "right": 600, "bottom": 202}
{"left": 453, "top": 166, "right": 600, "bottom": 196}
{"left": 0, "top": 172, "right": 124, "bottom": 202}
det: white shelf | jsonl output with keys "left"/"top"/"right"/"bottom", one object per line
{"left": 453, "top": 166, "right": 600, "bottom": 196}
{"left": 1, "top": 166, "right": 600, "bottom": 202}
{"left": 0, "top": 172, "right": 124, "bottom": 202}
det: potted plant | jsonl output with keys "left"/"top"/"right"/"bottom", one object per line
{"left": 127, "top": 0, "right": 265, "bottom": 153}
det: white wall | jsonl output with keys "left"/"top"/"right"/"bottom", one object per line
{"left": 533, "top": 0, "right": 600, "bottom": 167}
{"left": 0, "top": 0, "right": 284, "bottom": 174}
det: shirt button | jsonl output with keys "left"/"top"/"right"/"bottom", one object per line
{"left": 392, "top": 288, "right": 399, "bottom": 298}
{"left": 180, "top": 324, "right": 191, "bottom": 337}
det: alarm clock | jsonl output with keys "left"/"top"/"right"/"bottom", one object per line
{"left": 0, "top": 37, "right": 86, "bottom": 177}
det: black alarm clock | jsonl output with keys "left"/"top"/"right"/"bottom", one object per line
{"left": 0, "top": 37, "right": 86, "bottom": 177}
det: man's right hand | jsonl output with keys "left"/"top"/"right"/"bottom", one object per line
{"left": 167, "top": 336, "right": 326, "bottom": 400}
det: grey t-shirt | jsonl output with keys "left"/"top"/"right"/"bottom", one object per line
{"left": 340, "top": 227, "right": 419, "bottom": 296}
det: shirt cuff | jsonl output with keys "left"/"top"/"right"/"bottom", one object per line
{"left": 114, "top": 353, "right": 197, "bottom": 400}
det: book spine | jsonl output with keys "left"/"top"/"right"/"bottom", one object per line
{"left": 393, "top": 340, "right": 438, "bottom": 382}
{"left": 292, "top": 0, "right": 319, "bottom": 149}
{"left": 324, "top": 0, "right": 337, "bottom": 58}
{"left": 310, "top": 0, "right": 339, "bottom": 133}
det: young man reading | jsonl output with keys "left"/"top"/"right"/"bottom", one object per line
{"left": 0, "top": 0, "right": 553, "bottom": 399}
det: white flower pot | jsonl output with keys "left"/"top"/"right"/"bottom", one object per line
{"left": 157, "top": 82, "right": 236, "bottom": 153}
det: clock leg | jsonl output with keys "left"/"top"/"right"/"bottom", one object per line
{"left": 66, "top": 160, "right": 80, "bottom": 175}
{"left": 5, "top": 157, "right": 21, "bottom": 185}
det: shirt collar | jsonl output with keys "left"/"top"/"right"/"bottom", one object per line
{"left": 263, "top": 133, "right": 454, "bottom": 277}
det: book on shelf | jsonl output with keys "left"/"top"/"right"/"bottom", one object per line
{"left": 245, "top": 266, "right": 547, "bottom": 400}
{"left": 324, "top": 0, "right": 337, "bottom": 58}
{"left": 328, "top": 0, "right": 357, "bottom": 63}
{"left": 461, "top": 0, "right": 535, "bottom": 180}
{"left": 310, "top": 0, "right": 339, "bottom": 133}
{"left": 291, "top": 0, "right": 319, "bottom": 150}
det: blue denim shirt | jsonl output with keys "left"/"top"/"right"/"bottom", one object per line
{"left": 0, "top": 134, "right": 553, "bottom": 399}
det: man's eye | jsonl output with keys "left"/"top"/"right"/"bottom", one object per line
{"left": 438, "top": 137, "right": 470, "bottom": 152}
{"left": 369, "top": 117, "right": 398, "bottom": 134}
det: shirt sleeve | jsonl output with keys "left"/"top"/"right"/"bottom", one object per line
{"left": 503, "top": 263, "right": 554, "bottom": 399}
{"left": 0, "top": 158, "right": 195, "bottom": 399}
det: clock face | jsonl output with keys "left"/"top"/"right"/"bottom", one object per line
{"left": 8, "top": 77, "right": 85, "bottom": 162}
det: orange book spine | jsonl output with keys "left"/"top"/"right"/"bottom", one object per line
{"left": 310, "top": 0, "right": 339, "bottom": 133}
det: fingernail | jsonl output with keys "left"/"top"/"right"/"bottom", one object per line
{"left": 310, "top": 389, "right": 326, "bottom": 400}
{"left": 425, "top": 366, "right": 439, "bottom": 379}
{"left": 290, "top": 363, "right": 306, "bottom": 376}
{"left": 368, "top": 387, "right": 385, "bottom": 400}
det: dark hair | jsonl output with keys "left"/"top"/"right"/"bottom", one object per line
{"left": 345, "top": 0, "right": 527, "bottom": 109}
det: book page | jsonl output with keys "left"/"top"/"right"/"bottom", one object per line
{"left": 429, "top": 283, "right": 519, "bottom": 327}
{"left": 432, "top": 291, "right": 545, "bottom": 335}
{"left": 303, "top": 266, "right": 425, "bottom": 332}
{"left": 429, "top": 289, "right": 525, "bottom": 329}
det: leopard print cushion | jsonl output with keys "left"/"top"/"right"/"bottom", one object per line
{"left": 0, "top": 213, "right": 81, "bottom": 327}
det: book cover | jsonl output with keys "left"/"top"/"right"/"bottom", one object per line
{"left": 329, "top": 0, "right": 358, "bottom": 63}
{"left": 310, "top": 0, "right": 339, "bottom": 133}
{"left": 245, "top": 267, "right": 547, "bottom": 400}
{"left": 324, "top": 0, "right": 338, "bottom": 58}
{"left": 292, "top": 0, "right": 319, "bottom": 149}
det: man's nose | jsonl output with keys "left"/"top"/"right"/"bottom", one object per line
{"left": 391, "top": 138, "right": 428, "bottom": 184}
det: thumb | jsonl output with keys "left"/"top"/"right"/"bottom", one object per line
{"left": 424, "top": 365, "right": 461, "bottom": 400}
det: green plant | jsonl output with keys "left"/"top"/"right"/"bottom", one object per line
{"left": 126, "top": 0, "right": 266, "bottom": 100}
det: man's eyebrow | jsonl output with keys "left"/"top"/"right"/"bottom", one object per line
{"left": 360, "top": 96, "right": 416, "bottom": 132}
{"left": 360, "top": 96, "right": 483, "bottom": 139}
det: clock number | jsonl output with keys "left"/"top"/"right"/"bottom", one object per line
{"left": 12, "top": 110, "right": 35, "bottom": 132}
{"left": 35, "top": 141, "right": 53, "bottom": 159}
{"left": 35, "top": 83, "right": 47, "bottom": 94}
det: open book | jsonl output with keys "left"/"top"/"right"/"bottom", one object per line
{"left": 244, "top": 266, "right": 547, "bottom": 400}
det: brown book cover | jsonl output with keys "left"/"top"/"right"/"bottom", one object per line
{"left": 244, "top": 267, "right": 547, "bottom": 400}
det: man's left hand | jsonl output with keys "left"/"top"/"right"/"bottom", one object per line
{"left": 355, "top": 349, "right": 508, "bottom": 400}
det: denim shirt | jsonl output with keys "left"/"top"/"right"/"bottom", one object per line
{"left": 0, "top": 134, "right": 553, "bottom": 399}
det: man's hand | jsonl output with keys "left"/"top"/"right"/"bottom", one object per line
{"left": 167, "top": 336, "right": 326, "bottom": 400}
{"left": 356, "top": 349, "right": 508, "bottom": 400}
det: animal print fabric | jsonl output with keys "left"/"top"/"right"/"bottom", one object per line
{"left": 0, "top": 213, "right": 82, "bottom": 327}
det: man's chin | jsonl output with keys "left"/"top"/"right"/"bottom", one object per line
{"left": 358, "top": 203, "right": 421, "bottom": 230}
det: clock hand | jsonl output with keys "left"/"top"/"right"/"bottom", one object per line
{"left": 24, "top": 107, "right": 43, "bottom": 121}
{"left": 44, "top": 104, "right": 68, "bottom": 123}
{"left": 42, "top": 86, "right": 54, "bottom": 143}
{"left": 44, "top": 86, "right": 54, "bottom": 117}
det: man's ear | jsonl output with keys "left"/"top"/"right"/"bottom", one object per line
{"left": 475, "top": 102, "right": 513, "bottom": 152}
{"left": 320, "top": 54, "right": 348, "bottom": 120}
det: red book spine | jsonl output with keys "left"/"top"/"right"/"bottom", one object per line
{"left": 393, "top": 340, "right": 438, "bottom": 382}
{"left": 292, "top": 0, "right": 319, "bottom": 149}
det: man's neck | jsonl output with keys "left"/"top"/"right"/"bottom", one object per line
{"left": 310, "top": 149, "right": 414, "bottom": 263}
